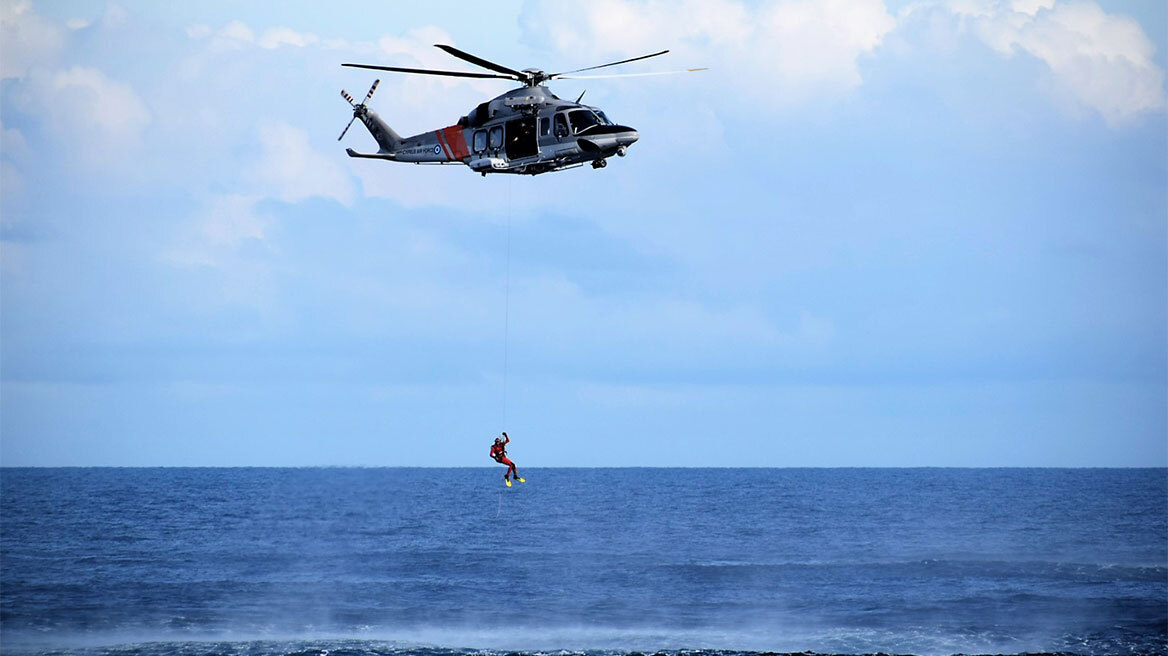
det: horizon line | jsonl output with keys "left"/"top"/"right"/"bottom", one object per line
{"left": 1, "top": 464, "right": 1164, "bottom": 470}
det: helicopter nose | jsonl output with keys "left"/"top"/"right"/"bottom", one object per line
{"left": 618, "top": 127, "right": 639, "bottom": 145}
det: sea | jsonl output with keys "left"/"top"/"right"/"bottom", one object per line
{"left": 1, "top": 468, "right": 1164, "bottom": 656}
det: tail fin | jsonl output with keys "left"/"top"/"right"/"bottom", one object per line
{"left": 338, "top": 79, "right": 402, "bottom": 153}
{"left": 357, "top": 107, "right": 401, "bottom": 153}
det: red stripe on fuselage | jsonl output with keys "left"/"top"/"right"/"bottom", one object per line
{"left": 434, "top": 130, "right": 453, "bottom": 160}
{"left": 442, "top": 126, "right": 470, "bottom": 160}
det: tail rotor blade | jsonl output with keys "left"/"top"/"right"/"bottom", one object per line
{"left": 338, "top": 116, "right": 357, "bottom": 141}
{"left": 363, "top": 79, "right": 380, "bottom": 104}
{"left": 340, "top": 79, "right": 378, "bottom": 142}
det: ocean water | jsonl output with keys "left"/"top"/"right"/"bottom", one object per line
{"left": 1, "top": 468, "right": 1164, "bottom": 656}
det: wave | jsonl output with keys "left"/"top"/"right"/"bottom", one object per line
{"left": 1, "top": 638, "right": 1165, "bottom": 656}
{"left": 2, "top": 624, "right": 1165, "bottom": 656}
{"left": 670, "top": 558, "right": 1168, "bottom": 579}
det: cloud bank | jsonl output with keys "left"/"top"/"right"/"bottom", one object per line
{"left": 914, "top": 0, "right": 1167, "bottom": 124}
{"left": 522, "top": 0, "right": 896, "bottom": 105}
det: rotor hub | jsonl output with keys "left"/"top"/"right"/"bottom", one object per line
{"left": 521, "top": 68, "right": 548, "bottom": 86}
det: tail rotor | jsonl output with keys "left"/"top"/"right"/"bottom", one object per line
{"left": 338, "top": 79, "right": 379, "bottom": 141}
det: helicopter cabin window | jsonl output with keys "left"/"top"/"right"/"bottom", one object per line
{"left": 473, "top": 130, "right": 487, "bottom": 153}
{"left": 553, "top": 113, "right": 569, "bottom": 138}
{"left": 568, "top": 110, "right": 601, "bottom": 134}
{"left": 489, "top": 126, "right": 504, "bottom": 150}
{"left": 539, "top": 117, "right": 550, "bottom": 137}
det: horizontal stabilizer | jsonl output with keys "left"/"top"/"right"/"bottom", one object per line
{"left": 346, "top": 148, "right": 395, "bottom": 160}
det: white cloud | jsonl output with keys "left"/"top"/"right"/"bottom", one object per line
{"left": 102, "top": 4, "right": 128, "bottom": 29}
{"left": 192, "top": 19, "right": 257, "bottom": 51}
{"left": 0, "top": 0, "right": 65, "bottom": 79}
{"left": 190, "top": 20, "right": 324, "bottom": 52}
{"left": 52, "top": 67, "right": 150, "bottom": 138}
{"left": 761, "top": 0, "right": 896, "bottom": 95}
{"left": 521, "top": 0, "right": 896, "bottom": 106}
{"left": 1010, "top": 0, "right": 1054, "bottom": 15}
{"left": 1, "top": 119, "right": 29, "bottom": 202}
{"left": 167, "top": 194, "right": 270, "bottom": 267}
{"left": 252, "top": 121, "right": 355, "bottom": 206}
{"left": 220, "top": 19, "right": 255, "bottom": 43}
{"left": 523, "top": 0, "right": 749, "bottom": 61}
{"left": 258, "top": 27, "right": 319, "bottom": 49}
{"left": 186, "top": 23, "right": 212, "bottom": 39}
{"left": 944, "top": 0, "right": 1166, "bottom": 125}
{"left": 523, "top": 0, "right": 1165, "bottom": 124}
{"left": 165, "top": 194, "right": 277, "bottom": 309}
{"left": 366, "top": 26, "right": 504, "bottom": 108}
{"left": 1, "top": 119, "right": 30, "bottom": 164}
{"left": 198, "top": 194, "right": 270, "bottom": 248}
{"left": 10, "top": 66, "right": 152, "bottom": 167}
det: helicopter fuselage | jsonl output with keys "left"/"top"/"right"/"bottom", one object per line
{"left": 346, "top": 85, "right": 639, "bottom": 175}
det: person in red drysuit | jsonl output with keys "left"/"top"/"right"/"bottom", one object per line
{"left": 490, "top": 432, "right": 524, "bottom": 486}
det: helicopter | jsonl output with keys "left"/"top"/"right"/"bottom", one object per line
{"left": 338, "top": 44, "right": 705, "bottom": 175}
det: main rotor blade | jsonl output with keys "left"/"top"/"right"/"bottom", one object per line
{"left": 553, "top": 50, "right": 670, "bottom": 76}
{"left": 558, "top": 68, "right": 709, "bottom": 79}
{"left": 434, "top": 44, "right": 525, "bottom": 78}
{"left": 342, "top": 63, "right": 514, "bottom": 80}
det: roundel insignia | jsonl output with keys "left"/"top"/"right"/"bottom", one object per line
{"left": 433, "top": 145, "right": 442, "bottom": 155}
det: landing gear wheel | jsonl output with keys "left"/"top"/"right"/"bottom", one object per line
{"left": 592, "top": 158, "right": 608, "bottom": 169}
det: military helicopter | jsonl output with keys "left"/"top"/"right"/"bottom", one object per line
{"left": 338, "top": 44, "right": 705, "bottom": 175}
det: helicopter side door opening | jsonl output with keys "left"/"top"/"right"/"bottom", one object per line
{"left": 505, "top": 117, "right": 538, "bottom": 161}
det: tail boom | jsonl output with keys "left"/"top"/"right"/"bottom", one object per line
{"left": 358, "top": 107, "right": 401, "bottom": 153}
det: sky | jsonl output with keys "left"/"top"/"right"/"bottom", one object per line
{"left": 1, "top": 0, "right": 1165, "bottom": 467}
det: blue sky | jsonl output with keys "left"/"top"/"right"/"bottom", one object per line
{"left": 1, "top": 0, "right": 1165, "bottom": 466}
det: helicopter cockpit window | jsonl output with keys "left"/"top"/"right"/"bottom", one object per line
{"left": 539, "top": 117, "right": 550, "bottom": 137}
{"left": 568, "top": 110, "right": 600, "bottom": 134}
{"left": 554, "top": 113, "right": 569, "bottom": 138}
{"left": 595, "top": 110, "right": 612, "bottom": 125}
{"left": 473, "top": 130, "right": 487, "bottom": 153}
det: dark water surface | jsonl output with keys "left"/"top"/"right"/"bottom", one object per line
{"left": 2, "top": 468, "right": 1164, "bottom": 655}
